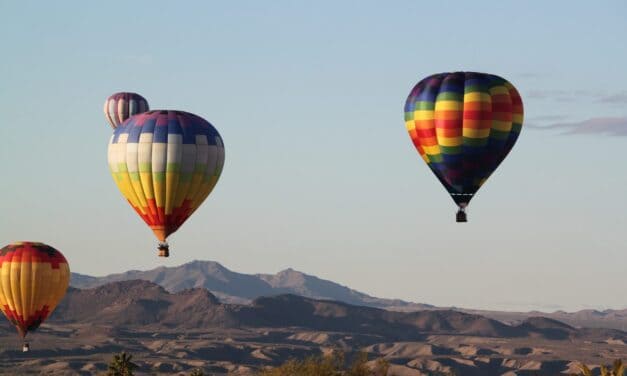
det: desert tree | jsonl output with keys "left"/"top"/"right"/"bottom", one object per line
{"left": 107, "top": 351, "right": 138, "bottom": 376}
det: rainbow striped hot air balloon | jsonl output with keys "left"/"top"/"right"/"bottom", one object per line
{"left": 0, "top": 242, "right": 70, "bottom": 351}
{"left": 104, "top": 92, "right": 150, "bottom": 129}
{"left": 108, "top": 110, "right": 225, "bottom": 257}
{"left": 404, "top": 72, "right": 523, "bottom": 222}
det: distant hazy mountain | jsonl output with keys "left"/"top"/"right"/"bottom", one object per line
{"left": 462, "top": 307, "right": 627, "bottom": 331}
{"left": 70, "top": 260, "right": 433, "bottom": 310}
{"left": 51, "top": 280, "right": 626, "bottom": 343}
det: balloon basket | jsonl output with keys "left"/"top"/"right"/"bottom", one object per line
{"left": 456, "top": 209, "right": 467, "bottom": 223}
{"left": 158, "top": 243, "right": 170, "bottom": 257}
{"left": 22, "top": 342, "right": 30, "bottom": 352}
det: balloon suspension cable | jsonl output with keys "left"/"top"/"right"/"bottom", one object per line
{"left": 456, "top": 204, "right": 468, "bottom": 223}
{"left": 157, "top": 242, "right": 170, "bottom": 258}
{"left": 22, "top": 341, "right": 30, "bottom": 352}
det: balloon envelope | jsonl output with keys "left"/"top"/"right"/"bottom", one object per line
{"left": 404, "top": 72, "right": 523, "bottom": 216}
{"left": 0, "top": 242, "right": 70, "bottom": 338}
{"left": 104, "top": 92, "right": 149, "bottom": 129}
{"left": 108, "top": 110, "right": 225, "bottom": 255}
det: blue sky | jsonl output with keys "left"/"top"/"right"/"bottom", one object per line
{"left": 1, "top": 1, "right": 626, "bottom": 311}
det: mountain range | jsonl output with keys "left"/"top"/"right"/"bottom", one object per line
{"left": 49, "top": 279, "right": 626, "bottom": 343}
{"left": 70, "top": 260, "right": 433, "bottom": 310}
{"left": 70, "top": 260, "right": 627, "bottom": 331}
{"left": 2, "top": 277, "right": 625, "bottom": 375}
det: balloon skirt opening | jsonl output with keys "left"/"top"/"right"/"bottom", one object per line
{"left": 152, "top": 227, "right": 167, "bottom": 242}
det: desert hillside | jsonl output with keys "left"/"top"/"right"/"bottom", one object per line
{"left": 0, "top": 280, "right": 624, "bottom": 375}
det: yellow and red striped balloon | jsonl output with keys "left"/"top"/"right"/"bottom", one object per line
{"left": 0, "top": 242, "right": 70, "bottom": 338}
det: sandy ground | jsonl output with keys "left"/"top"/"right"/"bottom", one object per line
{"left": 0, "top": 323, "right": 625, "bottom": 375}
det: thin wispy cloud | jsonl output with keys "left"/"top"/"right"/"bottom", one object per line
{"left": 525, "top": 89, "right": 568, "bottom": 100}
{"left": 514, "top": 72, "right": 546, "bottom": 79}
{"left": 529, "top": 117, "right": 627, "bottom": 136}
{"left": 525, "top": 89, "right": 627, "bottom": 105}
{"left": 597, "top": 92, "right": 627, "bottom": 104}
{"left": 528, "top": 114, "right": 568, "bottom": 122}
{"left": 525, "top": 89, "right": 593, "bottom": 100}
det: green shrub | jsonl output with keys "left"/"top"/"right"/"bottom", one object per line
{"left": 257, "top": 351, "right": 389, "bottom": 376}
{"left": 106, "top": 351, "right": 138, "bottom": 376}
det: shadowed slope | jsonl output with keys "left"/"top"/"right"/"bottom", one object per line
{"left": 49, "top": 281, "right": 627, "bottom": 342}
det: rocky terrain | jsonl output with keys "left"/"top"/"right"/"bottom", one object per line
{"left": 0, "top": 280, "right": 625, "bottom": 375}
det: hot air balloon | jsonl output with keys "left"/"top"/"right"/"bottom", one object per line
{"left": 104, "top": 92, "right": 150, "bottom": 129}
{"left": 404, "top": 72, "right": 523, "bottom": 222}
{"left": 0, "top": 242, "right": 70, "bottom": 351}
{"left": 108, "top": 110, "right": 225, "bottom": 257}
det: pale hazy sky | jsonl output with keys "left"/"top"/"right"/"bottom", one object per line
{"left": 1, "top": 1, "right": 626, "bottom": 312}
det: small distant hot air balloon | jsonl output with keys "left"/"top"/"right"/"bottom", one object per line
{"left": 0, "top": 242, "right": 70, "bottom": 351}
{"left": 104, "top": 92, "right": 150, "bottom": 129}
{"left": 404, "top": 72, "right": 523, "bottom": 222}
{"left": 108, "top": 110, "right": 225, "bottom": 257}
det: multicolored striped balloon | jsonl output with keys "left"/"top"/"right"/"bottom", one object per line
{"left": 108, "top": 110, "right": 225, "bottom": 256}
{"left": 404, "top": 72, "right": 523, "bottom": 221}
{"left": 0, "top": 242, "right": 70, "bottom": 342}
{"left": 104, "top": 92, "right": 150, "bottom": 129}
